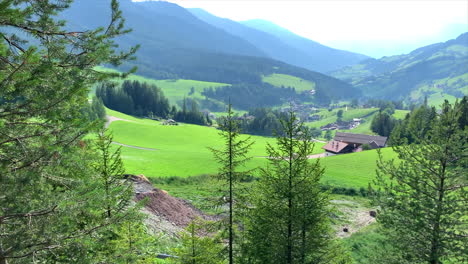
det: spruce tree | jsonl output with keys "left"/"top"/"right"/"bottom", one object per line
{"left": 245, "top": 109, "right": 348, "bottom": 264}
{"left": 374, "top": 100, "right": 467, "bottom": 264}
{"left": 172, "top": 218, "right": 224, "bottom": 264}
{"left": 93, "top": 129, "right": 133, "bottom": 219}
{"left": 0, "top": 0, "right": 138, "bottom": 261}
{"left": 210, "top": 104, "right": 253, "bottom": 264}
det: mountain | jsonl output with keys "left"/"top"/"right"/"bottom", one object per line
{"left": 326, "top": 23, "right": 468, "bottom": 58}
{"left": 240, "top": 19, "right": 370, "bottom": 73}
{"left": 330, "top": 33, "right": 468, "bottom": 103}
{"left": 61, "top": 0, "right": 359, "bottom": 107}
{"left": 62, "top": 0, "right": 266, "bottom": 58}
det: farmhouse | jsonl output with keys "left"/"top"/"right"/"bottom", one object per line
{"left": 322, "top": 132, "right": 387, "bottom": 155}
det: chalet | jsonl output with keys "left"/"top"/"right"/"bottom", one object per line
{"left": 322, "top": 132, "right": 387, "bottom": 155}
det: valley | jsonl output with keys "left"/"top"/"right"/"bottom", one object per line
{"left": 2, "top": 0, "right": 466, "bottom": 263}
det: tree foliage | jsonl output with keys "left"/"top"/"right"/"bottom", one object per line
{"left": 374, "top": 99, "right": 468, "bottom": 264}
{"left": 210, "top": 104, "right": 253, "bottom": 263}
{"left": 243, "top": 110, "right": 349, "bottom": 263}
{"left": 0, "top": 0, "right": 148, "bottom": 262}
{"left": 171, "top": 218, "right": 225, "bottom": 264}
{"left": 370, "top": 111, "right": 397, "bottom": 137}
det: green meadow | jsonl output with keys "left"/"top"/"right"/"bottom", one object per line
{"left": 320, "top": 148, "right": 396, "bottom": 188}
{"left": 107, "top": 110, "right": 325, "bottom": 178}
{"left": 305, "top": 107, "right": 379, "bottom": 131}
{"left": 263, "top": 73, "right": 316, "bottom": 92}
{"left": 106, "top": 110, "right": 395, "bottom": 189}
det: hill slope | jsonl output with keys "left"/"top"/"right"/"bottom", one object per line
{"left": 190, "top": 9, "right": 368, "bottom": 73}
{"left": 63, "top": 0, "right": 360, "bottom": 106}
{"left": 330, "top": 33, "right": 468, "bottom": 102}
{"left": 241, "top": 19, "right": 370, "bottom": 73}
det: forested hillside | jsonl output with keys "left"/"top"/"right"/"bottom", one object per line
{"left": 61, "top": 0, "right": 360, "bottom": 108}
{"left": 331, "top": 33, "right": 468, "bottom": 103}
{"left": 190, "top": 9, "right": 369, "bottom": 73}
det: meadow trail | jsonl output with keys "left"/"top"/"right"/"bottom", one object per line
{"left": 106, "top": 115, "right": 158, "bottom": 151}
{"left": 105, "top": 115, "right": 136, "bottom": 128}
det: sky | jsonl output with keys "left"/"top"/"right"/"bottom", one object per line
{"left": 134, "top": 0, "right": 468, "bottom": 58}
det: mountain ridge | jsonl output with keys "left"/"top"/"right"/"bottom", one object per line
{"left": 330, "top": 32, "right": 468, "bottom": 102}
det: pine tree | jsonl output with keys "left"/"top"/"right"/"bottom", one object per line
{"left": 0, "top": 0, "right": 138, "bottom": 261}
{"left": 374, "top": 100, "right": 467, "bottom": 264}
{"left": 209, "top": 104, "right": 253, "bottom": 264}
{"left": 245, "top": 109, "right": 348, "bottom": 264}
{"left": 93, "top": 129, "right": 133, "bottom": 219}
{"left": 172, "top": 218, "right": 224, "bottom": 264}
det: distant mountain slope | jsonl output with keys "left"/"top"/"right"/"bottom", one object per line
{"left": 63, "top": 0, "right": 266, "bottom": 58}
{"left": 330, "top": 33, "right": 468, "bottom": 102}
{"left": 61, "top": 0, "right": 359, "bottom": 106}
{"left": 240, "top": 19, "right": 370, "bottom": 72}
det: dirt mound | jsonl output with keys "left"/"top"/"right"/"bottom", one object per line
{"left": 129, "top": 175, "right": 207, "bottom": 228}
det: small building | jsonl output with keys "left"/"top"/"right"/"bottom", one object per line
{"left": 322, "top": 132, "right": 387, "bottom": 155}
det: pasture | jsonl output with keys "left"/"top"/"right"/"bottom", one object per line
{"left": 106, "top": 110, "right": 393, "bottom": 189}
{"left": 107, "top": 110, "right": 325, "bottom": 178}
{"left": 263, "top": 73, "right": 316, "bottom": 92}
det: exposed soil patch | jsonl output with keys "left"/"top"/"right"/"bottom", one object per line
{"left": 331, "top": 199, "right": 376, "bottom": 238}
{"left": 128, "top": 175, "right": 211, "bottom": 234}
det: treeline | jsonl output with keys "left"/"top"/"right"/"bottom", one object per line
{"left": 202, "top": 83, "right": 298, "bottom": 110}
{"left": 96, "top": 80, "right": 211, "bottom": 125}
{"left": 96, "top": 80, "right": 172, "bottom": 117}
{"left": 391, "top": 96, "right": 467, "bottom": 144}
{"left": 370, "top": 96, "right": 468, "bottom": 140}
{"left": 81, "top": 96, "right": 106, "bottom": 122}
{"left": 236, "top": 108, "right": 286, "bottom": 136}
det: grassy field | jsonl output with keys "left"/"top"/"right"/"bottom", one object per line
{"left": 106, "top": 109, "right": 394, "bottom": 189}
{"left": 263, "top": 73, "right": 315, "bottom": 92}
{"left": 410, "top": 72, "right": 468, "bottom": 106}
{"left": 305, "top": 107, "right": 379, "bottom": 135}
{"left": 107, "top": 110, "right": 326, "bottom": 178}
{"left": 320, "top": 148, "right": 396, "bottom": 188}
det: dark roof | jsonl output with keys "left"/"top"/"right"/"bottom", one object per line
{"left": 334, "top": 132, "right": 387, "bottom": 147}
{"left": 322, "top": 140, "right": 349, "bottom": 153}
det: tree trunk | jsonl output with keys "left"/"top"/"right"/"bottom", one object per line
{"left": 429, "top": 150, "right": 447, "bottom": 264}
{"left": 229, "top": 119, "right": 234, "bottom": 264}
{"left": 287, "top": 125, "right": 293, "bottom": 264}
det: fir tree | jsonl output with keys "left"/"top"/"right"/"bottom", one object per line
{"left": 209, "top": 104, "right": 253, "bottom": 264}
{"left": 374, "top": 100, "right": 467, "bottom": 263}
{"left": 0, "top": 0, "right": 138, "bottom": 261}
{"left": 172, "top": 218, "right": 224, "bottom": 264}
{"left": 245, "top": 109, "right": 349, "bottom": 264}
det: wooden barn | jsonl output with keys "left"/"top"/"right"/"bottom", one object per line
{"left": 322, "top": 132, "right": 388, "bottom": 155}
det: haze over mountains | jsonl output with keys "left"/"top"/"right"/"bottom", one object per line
{"left": 189, "top": 9, "right": 369, "bottom": 73}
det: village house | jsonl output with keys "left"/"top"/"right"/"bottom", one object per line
{"left": 322, "top": 132, "right": 388, "bottom": 155}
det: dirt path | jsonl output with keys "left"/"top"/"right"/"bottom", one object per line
{"left": 307, "top": 153, "right": 327, "bottom": 159}
{"left": 313, "top": 139, "right": 327, "bottom": 143}
{"left": 105, "top": 115, "right": 135, "bottom": 128}
{"left": 255, "top": 152, "right": 328, "bottom": 159}
{"left": 112, "top": 142, "right": 158, "bottom": 151}
{"left": 105, "top": 115, "right": 158, "bottom": 151}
